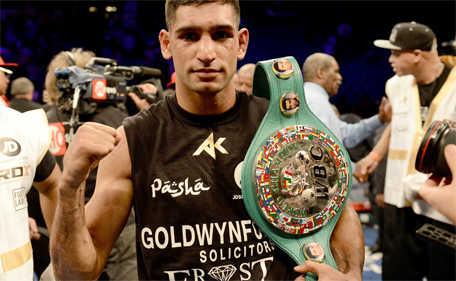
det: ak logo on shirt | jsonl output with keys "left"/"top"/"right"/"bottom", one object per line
{"left": 193, "top": 133, "right": 228, "bottom": 159}
{"left": 0, "top": 137, "right": 21, "bottom": 157}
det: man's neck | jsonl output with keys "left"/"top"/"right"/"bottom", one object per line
{"left": 175, "top": 84, "right": 237, "bottom": 115}
{"left": 13, "top": 94, "right": 32, "bottom": 101}
{"left": 414, "top": 58, "right": 444, "bottom": 85}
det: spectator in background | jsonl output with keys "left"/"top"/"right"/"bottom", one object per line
{"left": 235, "top": 63, "right": 255, "bottom": 94}
{"left": 438, "top": 38, "right": 456, "bottom": 97}
{"left": 166, "top": 71, "right": 176, "bottom": 90}
{"left": 357, "top": 21, "right": 456, "bottom": 280}
{"left": 161, "top": 71, "right": 176, "bottom": 97}
{"left": 0, "top": 56, "right": 16, "bottom": 106}
{"left": 439, "top": 37, "right": 456, "bottom": 66}
{"left": 302, "top": 52, "right": 391, "bottom": 177}
{"left": 9, "top": 77, "right": 43, "bottom": 112}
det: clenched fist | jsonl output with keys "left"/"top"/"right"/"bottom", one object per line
{"left": 61, "top": 122, "right": 120, "bottom": 189}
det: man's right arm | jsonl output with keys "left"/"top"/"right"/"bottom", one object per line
{"left": 50, "top": 123, "right": 134, "bottom": 280}
{"left": 339, "top": 97, "right": 391, "bottom": 149}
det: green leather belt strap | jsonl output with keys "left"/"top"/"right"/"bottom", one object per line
{"left": 241, "top": 56, "right": 352, "bottom": 281}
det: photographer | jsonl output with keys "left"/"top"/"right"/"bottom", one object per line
{"left": 418, "top": 144, "right": 456, "bottom": 224}
{"left": 41, "top": 48, "right": 154, "bottom": 281}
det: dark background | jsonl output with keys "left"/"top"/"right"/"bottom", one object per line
{"left": 1, "top": 0, "right": 455, "bottom": 117}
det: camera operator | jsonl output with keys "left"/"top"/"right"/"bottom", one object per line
{"left": 43, "top": 49, "right": 96, "bottom": 110}
{"left": 127, "top": 82, "right": 157, "bottom": 111}
{"left": 41, "top": 48, "right": 141, "bottom": 281}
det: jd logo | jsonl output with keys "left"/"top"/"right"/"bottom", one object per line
{"left": 193, "top": 133, "right": 228, "bottom": 159}
{"left": 0, "top": 138, "right": 21, "bottom": 157}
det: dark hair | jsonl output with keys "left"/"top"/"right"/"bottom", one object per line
{"left": 273, "top": 61, "right": 281, "bottom": 72}
{"left": 273, "top": 60, "right": 291, "bottom": 73}
{"left": 165, "top": 0, "right": 240, "bottom": 30}
{"left": 282, "top": 95, "right": 299, "bottom": 110}
{"left": 282, "top": 97, "right": 288, "bottom": 109}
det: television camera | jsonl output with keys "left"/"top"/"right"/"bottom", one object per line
{"left": 54, "top": 57, "right": 163, "bottom": 115}
{"left": 54, "top": 57, "right": 163, "bottom": 137}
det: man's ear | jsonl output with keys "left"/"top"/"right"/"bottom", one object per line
{"left": 316, "top": 67, "right": 325, "bottom": 79}
{"left": 413, "top": 49, "right": 422, "bottom": 63}
{"left": 159, "top": 29, "right": 172, "bottom": 60}
{"left": 237, "top": 28, "right": 249, "bottom": 61}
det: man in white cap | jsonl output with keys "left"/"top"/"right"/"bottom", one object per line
{"left": 0, "top": 56, "right": 18, "bottom": 106}
{"left": 358, "top": 22, "right": 456, "bottom": 280}
{"left": 0, "top": 56, "right": 60, "bottom": 280}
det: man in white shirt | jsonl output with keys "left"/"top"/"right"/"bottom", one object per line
{"left": 0, "top": 56, "right": 60, "bottom": 281}
{"left": 357, "top": 21, "right": 456, "bottom": 280}
{"left": 302, "top": 52, "right": 391, "bottom": 175}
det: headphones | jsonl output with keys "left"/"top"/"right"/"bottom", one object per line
{"left": 64, "top": 51, "right": 76, "bottom": 66}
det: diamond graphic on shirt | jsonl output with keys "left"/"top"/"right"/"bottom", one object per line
{"left": 208, "top": 264, "right": 237, "bottom": 281}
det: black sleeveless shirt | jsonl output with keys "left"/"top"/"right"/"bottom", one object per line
{"left": 123, "top": 91, "right": 298, "bottom": 280}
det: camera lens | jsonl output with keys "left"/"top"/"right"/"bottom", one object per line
{"left": 416, "top": 121, "right": 455, "bottom": 179}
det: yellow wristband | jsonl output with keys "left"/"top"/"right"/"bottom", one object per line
{"left": 369, "top": 151, "right": 381, "bottom": 163}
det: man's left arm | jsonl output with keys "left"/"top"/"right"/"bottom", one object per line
{"left": 294, "top": 201, "right": 364, "bottom": 280}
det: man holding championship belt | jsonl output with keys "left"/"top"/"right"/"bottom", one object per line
{"left": 49, "top": 1, "right": 364, "bottom": 280}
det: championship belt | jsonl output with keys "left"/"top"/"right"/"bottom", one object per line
{"left": 242, "top": 57, "right": 352, "bottom": 281}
